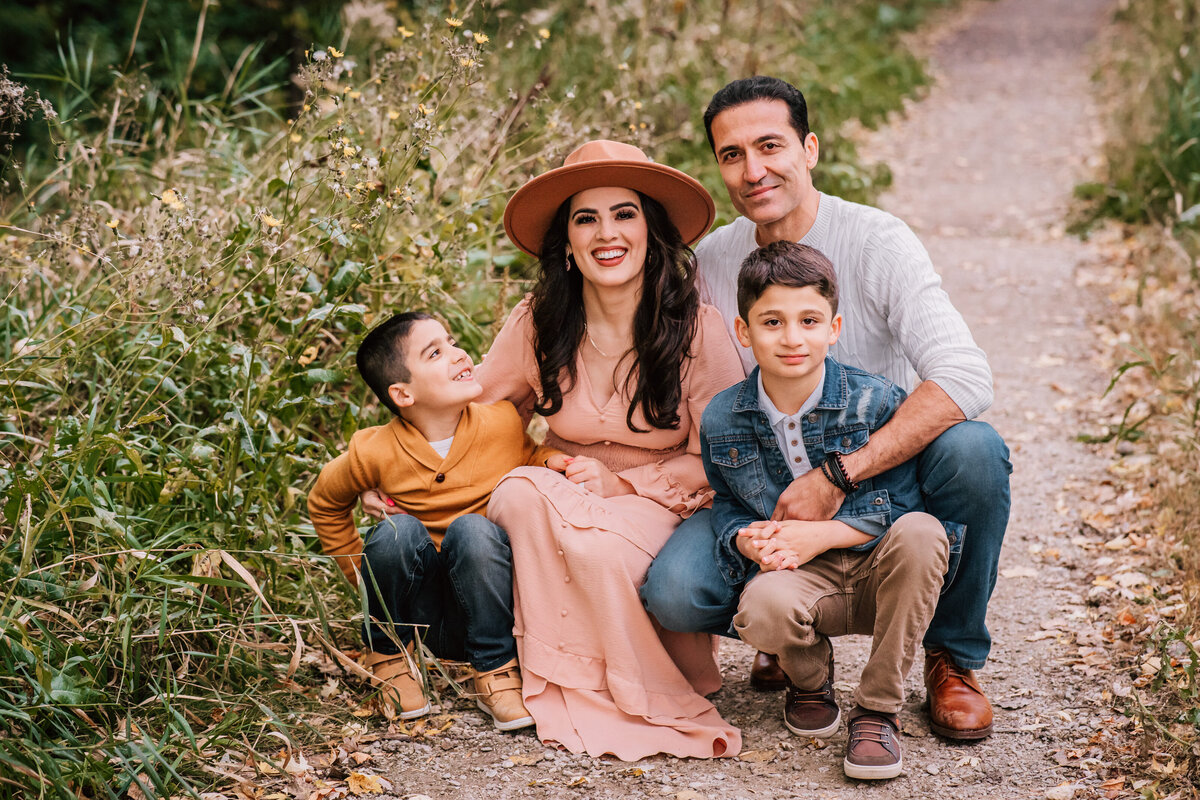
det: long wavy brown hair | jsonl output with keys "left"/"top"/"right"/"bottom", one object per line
{"left": 527, "top": 191, "right": 700, "bottom": 432}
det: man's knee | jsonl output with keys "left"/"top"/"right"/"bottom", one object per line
{"left": 923, "top": 421, "right": 1012, "bottom": 496}
{"left": 642, "top": 555, "right": 734, "bottom": 633}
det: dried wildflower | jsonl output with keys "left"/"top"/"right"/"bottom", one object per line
{"left": 260, "top": 213, "right": 281, "bottom": 228}
{"left": 418, "top": 103, "right": 431, "bottom": 116}
{"left": 445, "top": 17, "right": 463, "bottom": 27}
{"left": 106, "top": 219, "right": 119, "bottom": 229}
{"left": 459, "top": 58, "right": 475, "bottom": 68}
{"left": 473, "top": 32, "right": 489, "bottom": 44}
{"left": 161, "top": 189, "right": 185, "bottom": 211}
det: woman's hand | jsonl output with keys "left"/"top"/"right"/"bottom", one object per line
{"left": 360, "top": 488, "right": 403, "bottom": 521}
{"left": 736, "top": 522, "right": 801, "bottom": 571}
{"left": 545, "top": 453, "right": 571, "bottom": 472}
{"left": 563, "top": 456, "right": 633, "bottom": 498}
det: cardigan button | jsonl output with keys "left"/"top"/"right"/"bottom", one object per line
{"left": 435, "top": 473, "right": 445, "bottom": 483}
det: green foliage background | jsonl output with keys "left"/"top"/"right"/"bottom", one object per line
{"left": 0, "top": 1, "right": 953, "bottom": 796}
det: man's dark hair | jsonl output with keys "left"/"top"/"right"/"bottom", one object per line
{"left": 703, "top": 76, "right": 810, "bottom": 152}
{"left": 737, "top": 242, "right": 838, "bottom": 321}
{"left": 355, "top": 311, "right": 434, "bottom": 416}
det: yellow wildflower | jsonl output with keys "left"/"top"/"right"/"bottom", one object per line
{"left": 418, "top": 103, "right": 431, "bottom": 115}
{"left": 289, "top": 133, "right": 302, "bottom": 143}
{"left": 445, "top": 17, "right": 463, "bottom": 27}
{"left": 161, "top": 189, "right": 185, "bottom": 211}
{"left": 474, "top": 32, "right": 489, "bottom": 44}
{"left": 538, "top": 28, "right": 551, "bottom": 39}
{"left": 387, "top": 110, "right": 400, "bottom": 120}
{"left": 618, "top": 62, "right": 629, "bottom": 71}
{"left": 459, "top": 57, "right": 475, "bottom": 67}
{"left": 348, "top": 91, "right": 362, "bottom": 100}
{"left": 343, "top": 146, "right": 356, "bottom": 157}
{"left": 298, "top": 345, "right": 319, "bottom": 366}
{"left": 633, "top": 101, "right": 643, "bottom": 110}
{"left": 397, "top": 25, "right": 415, "bottom": 38}
{"left": 260, "top": 213, "right": 281, "bottom": 228}
{"left": 328, "top": 46, "right": 344, "bottom": 58}
{"left": 106, "top": 218, "right": 119, "bottom": 229}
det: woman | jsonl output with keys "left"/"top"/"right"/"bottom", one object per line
{"left": 474, "top": 140, "right": 744, "bottom": 759}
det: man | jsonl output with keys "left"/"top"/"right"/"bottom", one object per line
{"left": 641, "top": 76, "right": 1011, "bottom": 740}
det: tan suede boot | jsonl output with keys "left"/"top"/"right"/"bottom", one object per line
{"left": 364, "top": 648, "right": 431, "bottom": 720}
{"left": 473, "top": 659, "right": 533, "bottom": 731}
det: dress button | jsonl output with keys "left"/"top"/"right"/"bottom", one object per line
{"left": 787, "top": 422, "right": 795, "bottom": 430}
{"left": 557, "top": 549, "right": 564, "bottom": 556}
{"left": 793, "top": 456, "right": 801, "bottom": 463}
{"left": 434, "top": 473, "right": 445, "bottom": 483}
{"left": 604, "top": 441, "right": 611, "bottom": 446}
{"left": 561, "top": 609, "right": 568, "bottom": 617}
{"left": 564, "top": 576, "right": 571, "bottom": 583}
{"left": 790, "top": 439, "right": 798, "bottom": 447}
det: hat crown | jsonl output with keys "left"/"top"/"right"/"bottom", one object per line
{"left": 563, "top": 139, "right": 652, "bottom": 167}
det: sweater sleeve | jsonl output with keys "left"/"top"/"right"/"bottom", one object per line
{"left": 307, "top": 434, "right": 380, "bottom": 586}
{"left": 861, "top": 218, "right": 994, "bottom": 418}
{"left": 476, "top": 297, "right": 540, "bottom": 425}
{"left": 616, "top": 306, "right": 746, "bottom": 517}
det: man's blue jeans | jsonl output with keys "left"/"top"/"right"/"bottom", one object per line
{"left": 361, "top": 513, "right": 517, "bottom": 673}
{"left": 640, "top": 421, "right": 1011, "bottom": 670}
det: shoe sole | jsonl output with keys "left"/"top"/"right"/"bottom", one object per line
{"left": 929, "top": 720, "right": 993, "bottom": 740}
{"left": 477, "top": 699, "right": 535, "bottom": 732}
{"left": 843, "top": 755, "right": 903, "bottom": 780}
{"left": 749, "top": 675, "right": 787, "bottom": 692}
{"left": 784, "top": 707, "right": 841, "bottom": 739}
{"left": 399, "top": 701, "right": 432, "bottom": 720}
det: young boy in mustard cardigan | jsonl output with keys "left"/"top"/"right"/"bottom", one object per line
{"left": 308, "top": 311, "right": 567, "bottom": 729}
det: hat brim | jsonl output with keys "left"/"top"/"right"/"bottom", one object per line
{"left": 503, "top": 160, "right": 716, "bottom": 258}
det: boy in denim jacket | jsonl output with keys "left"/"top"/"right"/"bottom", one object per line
{"left": 700, "top": 242, "right": 959, "bottom": 780}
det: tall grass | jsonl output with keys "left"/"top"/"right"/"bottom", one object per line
{"left": 1079, "top": 0, "right": 1200, "bottom": 794}
{"left": 1, "top": 1, "right": 954, "bottom": 795}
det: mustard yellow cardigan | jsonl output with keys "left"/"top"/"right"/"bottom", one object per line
{"left": 308, "top": 401, "right": 560, "bottom": 585}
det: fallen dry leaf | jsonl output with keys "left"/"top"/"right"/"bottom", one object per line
{"left": 1001, "top": 566, "right": 1038, "bottom": 579}
{"left": 737, "top": 749, "right": 775, "bottom": 762}
{"left": 508, "top": 753, "right": 544, "bottom": 766}
{"left": 346, "top": 772, "right": 384, "bottom": 795}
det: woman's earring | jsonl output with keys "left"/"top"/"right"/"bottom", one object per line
{"left": 565, "top": 253, "right": 573, "bottom": 272}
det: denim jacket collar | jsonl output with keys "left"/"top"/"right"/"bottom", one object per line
{"left": 731, "top": 357, "right": 849, "bottom": 416}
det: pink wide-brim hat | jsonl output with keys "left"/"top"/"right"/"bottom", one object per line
{"left": 503, "top": 139, "right": 716, "bottom": 258}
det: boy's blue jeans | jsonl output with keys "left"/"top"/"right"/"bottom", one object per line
{"left": 361, "top": 513, "right": 517, "bottom": 673}
{"left": 640, "top": 421, "right": 1011, "bottom": 671}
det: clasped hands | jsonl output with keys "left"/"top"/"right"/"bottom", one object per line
{"left": 736, "top": 468, "right": 845, "bottom": 571}
{"left": 359, "top": 453, "right": 630, "bottom": 520}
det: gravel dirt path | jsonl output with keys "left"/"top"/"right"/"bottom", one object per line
{"left": 375, "top": 1, "right": 1126, "bottom": 796}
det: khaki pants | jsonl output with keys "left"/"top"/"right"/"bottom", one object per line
{"left": 733, "top": 512, "right": 948, "bottom": 714}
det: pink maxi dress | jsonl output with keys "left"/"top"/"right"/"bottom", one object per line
{"left": 476, "top": 298, "right": 744, "bottom": 760}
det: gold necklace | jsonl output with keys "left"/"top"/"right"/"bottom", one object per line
{"left": 585, "top": 325, "right": 615, "bottom": 358}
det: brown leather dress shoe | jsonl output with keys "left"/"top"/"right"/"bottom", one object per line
{"left": 750, "top": 650, "right": 787, "bottom": 691}
{"left": 924, "top": 649, "right": 994, "bottom": 740}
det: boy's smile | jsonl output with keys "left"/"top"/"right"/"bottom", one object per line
{"left": 736, "top": 284, "right": 841, "bottom": 414}
{"left": 393, "top": 318, "right": 483, "bottom": 417}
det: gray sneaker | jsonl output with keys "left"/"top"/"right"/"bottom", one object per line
{"left": 843, "top": 706, "right": 903, "bottom": 780}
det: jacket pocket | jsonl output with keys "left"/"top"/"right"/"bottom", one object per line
{"left": 823, "top": 425, "right": 870, "bottom": 455}
{"left": 707, "top": 437, "right": 767, "bottom": 500}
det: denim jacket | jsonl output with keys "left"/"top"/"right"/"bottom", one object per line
{"left": 700, "top": 357, "right": 964, "bottom": 587}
